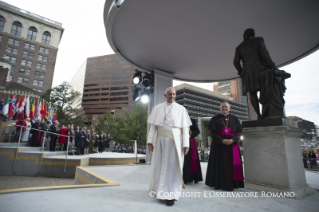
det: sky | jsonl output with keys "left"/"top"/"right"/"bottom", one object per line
{"left": 3, "top": 0, "right": 319, "bottom": 125}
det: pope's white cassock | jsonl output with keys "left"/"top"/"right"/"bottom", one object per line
{"left": 147, "top": 101, "right": 191, "bottom": 200}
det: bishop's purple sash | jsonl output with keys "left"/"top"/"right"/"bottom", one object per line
{"left": 218, "top": 128, "right": 244, "bottom": 181}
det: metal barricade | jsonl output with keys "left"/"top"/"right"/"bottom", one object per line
{"left": 9, "top": 124, "right": 71, "bottom": 175}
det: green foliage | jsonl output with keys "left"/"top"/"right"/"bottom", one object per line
{"left": 41, "top": 81, "right": 82, "bottom": 126}
{"left": 94, "top": 103, "right": 147, "bottom": 146}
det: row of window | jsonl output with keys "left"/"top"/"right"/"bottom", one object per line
{"left": 6, "top": 57, "right": 47, "bottom": 70}
{"left": 0, "top": 16, "right": 51, "bottom": 45}
{"left": 87, "top": 56, "right": 120, "bottom": 64}
{"left": 9, "top": 66, "right": 45, "bottom": 77}
{"left": 82, "top": 97, "right": 129, "bottom": 102}
{"left": 16, "top": 77, "right": 44, "bottom": 87}
{"left": 83, "top": 91, "right": 128, "bottom": 97}
{"left": 86, "top": 61, "right": 126, "bottom": 68}
{"left": 7, "top": 38, "right": 50, "bottom": 54}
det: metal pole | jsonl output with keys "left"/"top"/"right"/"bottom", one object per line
{"left": 13, "top": 126, "right": 23, "bottom": 175}
{"left": 64, "top": 133, "right": 70, "bottom": 172}
{"left": 38, "top": 130, "right": 47, "bottom": 175}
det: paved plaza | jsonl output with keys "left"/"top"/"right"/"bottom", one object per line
{"left": 0, "top": 162, "right": 318, "bottom": 212}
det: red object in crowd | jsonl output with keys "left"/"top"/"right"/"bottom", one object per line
{"left": 58, "top": 128, "right": 69, "bottom": 144}
{"left": 15, "top": 120, "right": 27, "bottom": 132}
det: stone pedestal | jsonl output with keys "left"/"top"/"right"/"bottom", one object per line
{"left": 242, "top": 119, "right": 316, "bottom": 199}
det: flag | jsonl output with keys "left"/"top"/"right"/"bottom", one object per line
{"left": 12, "top": 95, "right": 19, "bottom": 120}
{"left": 25, "top": 96, "right": 30, "bottom": 118}
{"left": 37, "top": 100, "right": 42, "bottom": 120}
{"left": 29, "top": 98, "right": 34, "bottom": 118}
{"left": 2, "top": 95, "right": 9, "bottom": 121}
{"left": 18, "top": 95, "right": 25, "bottom": 119}
{"left": 48, "top": 105, "right": 54, "bottom": 124}
{"left": 34, "top": 99, "right": 37, "bottom": 119}
{"left": 53, "top": 112, "right": 57, "bottom": 122}
{"left": 0, "top": 95, "right": 4, "bottom": 111}
{"left": 40, "top": 101, "right": 45, "bottom": 119}
{"left": 9, "top": 94, "right": 15, "bottom": 119}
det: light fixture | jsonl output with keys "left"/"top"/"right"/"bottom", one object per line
{"left": 132, "top": 87, "right": 141, "bottom": 102}
{"left": 140, "top": 90, "right": 150, "bottom": 104}
{"left": 132, "top": 70, "right": 142, "bottom": 85}
{"left": 142, "top": 72, "right": 153, "bottom": 88}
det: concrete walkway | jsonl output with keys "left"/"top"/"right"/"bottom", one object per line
{"left": 0, "top": 163, "right": 318, "bottom": 212}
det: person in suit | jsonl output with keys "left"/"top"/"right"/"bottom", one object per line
{"left": 233, "top": 28, "right": 289, "bottom": 119}
{"left": 85, "top": 130, "right": 91, "bottom": 155}
{"left": 99, "top": 131, "right": 104, "bottom": 153}
{"left": 75, "top": 128, "right": 84, "bottom": 155}
{"left": 105, "top": 134, "right": 111, "bottom": 152}
{"left": 90, "top": 129, "right": 96, "bottom": 154}
{"left": 183, "top": 106, "right": 203, "bottom": 184}
{"left": 50, "top": 121, "right": 59, "bottom": 151}
{"left": 94, "top": 131, "right": 99, "bottom": 153}
{"left": 30, "top": 119, "right": 42, "bottom": 147}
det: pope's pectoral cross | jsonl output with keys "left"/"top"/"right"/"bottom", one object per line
{"left": 224, "top": 128, "right": 228, "bottom": 133}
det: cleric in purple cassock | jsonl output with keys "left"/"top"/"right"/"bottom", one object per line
{"left": 205, "top": 101, "right": 244, "bottom": 191}
{"left": 183, "top": 107, "right": 203, "bottom": 184}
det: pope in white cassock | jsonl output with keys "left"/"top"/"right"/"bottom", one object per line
{"left": 147, "top": 87, "right": 192, "bottom": 206}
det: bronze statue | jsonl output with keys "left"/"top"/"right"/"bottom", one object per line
{"left": 233, "top": 28, "right": 291, "bottom": 119}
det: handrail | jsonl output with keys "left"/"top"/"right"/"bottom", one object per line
{"left": 8, "top": 124, "right": 72, "bottom": 175}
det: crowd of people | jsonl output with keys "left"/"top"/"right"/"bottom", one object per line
{"left": 13, "top": 117, "right": 114, "bottom": 155}
{"left": 302, "top": 146, "right": 318, "bottom": 170}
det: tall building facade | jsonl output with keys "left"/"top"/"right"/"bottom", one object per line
{"left": 214, "top": 79, "right": 258, "bottom": 120}
{"left": 175, "top": 83, "right": 248, "bottom": 121}
{"left": 76, "top": 54, "right": 138, "bottom": 125}
{"left": 0, "top": 1, "right": 63, "bottom": 93}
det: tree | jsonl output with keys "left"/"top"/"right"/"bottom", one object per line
{"left": 41, "top": 81, "right": 83, "bottom": 126}
{"left": 94, "top": 103, "right": 147, "bottom": 146}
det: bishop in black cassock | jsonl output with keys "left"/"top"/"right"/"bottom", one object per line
{"left": 205, "top": 101, "right": 244, "bottom": 191}
{"left": 183, "top": 107, "right": 203, "bottom": 184}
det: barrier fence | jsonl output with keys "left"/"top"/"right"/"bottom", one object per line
{"left": 1, "top": 125, "right": 71, "bottom": 175}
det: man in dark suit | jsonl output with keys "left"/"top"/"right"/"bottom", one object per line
{"left": 233, "top": 28, "right": 278, "bottom": 119}
{"left": 50, "top": 121, "right": 59, "bottom": 151}
{"left": 98, "top": 131, "right": 104, "bottom": 153}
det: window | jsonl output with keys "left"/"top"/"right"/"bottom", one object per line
{"left": 112, "top": 70, "right": 130, "bottom": 75}
{"left": 10, "top": 66, "right": 15, "bottom": 73}
{"left": 41, "top": 64, "right": 46, "bottom": 70}
{"left": 36, "top": 63, "right": 41, "bottom": 69}
{"left": 38, "top": 81, "right": 44, "bottom": 87}
{"left": 113, "top": 65, "right": 130, "bottom": 70}
{"left": 37, "top": 89, "right": 42, "bottom": 93}
{"left": 14, "top": 40, "right": 20, "bottom": 46}
{"left": 39, "top": 47, "right": 44, "bottom": 53}
{"left": 7, "top": 75, "right": 12, "bottom": 82}
{"left": 27, "top": 27, "right": 37, "bottom": 41}
{"left": 25, "top": 69, "right": 30, "bottom": 75}
{"left": 17, "top": 77, "right": 23, "bottom": 83}
{"left": 24, "top": 43, "right": 30, "bottom": 49}
{"left": 0, "top": 35, "right": 2, "bottom": 42}
{"left": 0, "top": 16, "right": 5, "bottom": 31}
{"left": 42, "top": 31, "right": 51, "bottom": 45}
{"left": 33, "top": 80, "right": 38, "bottom": 86}
{"left": 23, "top": 78, "right": 29, "bottom": 84}
{"left": 112, "top": 75, "right": 130, "bottom": 80}
{"left": 30, "top": 44, "right": 35, "bottom": 50}
{"left": 40, "top": 47, "right": 49, "bottom": 54}
{"left": 6, "top": 46, "right": 12, "bottom": 53}
{"left": 109, "top": 97, "right": 128, "bottom": 101}
{"left": 110, "top": 92, "right": 128, "bottom": 96}
{"left": 111, "top": 80, "right": 129, "bottom": 85}
{"left": 110, "top": 86, "right": 129, "bottom": 91}
{"left": 23, "top": 51, "right": 33, "bottom": 58}
{"left": 21, "top": 60, "right": 27, "bottom": 66}
{"left": 44, "top": 48, "right": 49, "bottom": 54}
{"left": 10, "top": 57, "right": 16, "bottom": 63}
{"left": 19, "top": 68, "right": 25, "bottom": 74}
{"left": 11, "top": 22, "right": 22, "bottom": 36}
{"left": 43, "top": 56, "right": 48, "bottom": 62}
{"left": 27, "top": 61, "right": 32, "bottom": 67}
{"left": 8, "top": 38, "right": 13, "bottom": 45}
{"left": 40, "top": 72, "right": 45, "bottom": 78}
{"left": 33, "top": 88, "right": 37, "bottom": 91}
{"left": 12, "top": 49, "right": 18, "bottom": 55}
{"left": 85, "top": 78, "right": 100, "bottom": 82}
{"left": 34, "top": 71, "right": 40, "bottom": 77}
{"left": 38, "top": 55, "right": 43, "bottom": 61}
